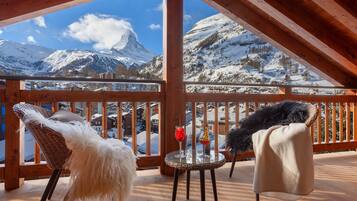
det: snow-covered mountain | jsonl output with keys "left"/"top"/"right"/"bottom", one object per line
{"left": 0, "top": 30, "right": 155, "bottom": 76}
{"left": 140, "top": 14, "right": 330, "bottom": 88}
{"left": 0, "top": 40, "right": 54, "bottom": 75}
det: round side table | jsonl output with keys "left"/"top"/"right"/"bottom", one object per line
{"left": 165, "top": 150, "right": 226, "bottom": 201}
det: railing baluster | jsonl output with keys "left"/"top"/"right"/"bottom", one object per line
{"left": 132, "top": 102, "right": 137, "bottom": 154}
{"left": 325, "top": 102, "right": 329, "bottom": 144}
{"left": 235, "top": 102, "right": 239, "bottom": 128}
{"left": 354, "top": 102, "right": 357, "bottom": 141}
{"left": 117, "top": 102, "right": 123, "bottom": 140}
{"left": 214, "top": 102, "right": 219, "bottom": 154}
{"left": 102, "top": 102, "right": 108, "bottom": 138}
{"left": 146, "top": 102, "right": 151, "bottom": 156}
{"left": 310, "top": 120, "right": 315, "bottom": 143}
{"left": 245, "top": 102, "right": 249, "bottom": 118}
{"left": 254, "top": 102, "right": 259, "bottom": 111}
{"left": 317, "top": 103, "right": 322, "bottom": 144}
{"left": 339, "top": 102, "right": 344, "bottom": 142}
{"left": 51, "top": 102, "right": 58, "bottom": 112}
{"left": 86, "top": 102, "right": 92, "bottom": 123}
{"left": 34, "top": 102, "right": 41, "bottom": 164}
{"left": 203, "top": 102, "right": 208, "bottom": 127}
{"left": 332, "top": 103, "right": 337, "bottom": 143}
{"left": 192, "top": 102, "right": 196, "bottom": 150}
{"left": 70, "top": 102, "right": 76, "bottom": 113}
{"left": 225, "top": 102, "right": 229, "bottom": 134}
{"left": 346, "top": 102, "right": 351, "bottom": 142}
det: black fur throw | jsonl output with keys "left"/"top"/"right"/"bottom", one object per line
{"left": 226, "top": 101, "right": 309, "bottom": 154}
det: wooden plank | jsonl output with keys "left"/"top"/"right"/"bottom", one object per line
{"left": 235, "top": 102, "right": 239, "bottom": 128}
{"left": 0, "top": 167, "right": 4, "bottom": 180}
{"left": 203, "top": 102, "right": 208, "bottom": 127}
{"left": 117, "top": 102, "right": 123, "bottom": 140}
{"left": 325, "top": 102, "right": 329, "bottom": 144}
{"left": 34, "top": 144, "right": 41, "bottom": 164}
{"left": 332, "top": 103, "right": 337, "bottom": 143}
{"left": 0, "top": 0, "right": 90, "bottom": 27}
{"left": 225, "top": 102, "right": 229, "bottom": 134}
{"left": 339, "top": 102, "right": 344, "bottom": 142}
{"left": 245, "top": 102, "right": 249, "bottom": 118}
{"left": 20, "top": 90, "right": 163, "bottom": 102}
{"left": 145, "top": 102, "right": 151, "bottom": 156}
{"left": 70, "top": 102, "right": 75, "bottom": 113}
{"left": 313, "top": 141, "right": 357, "bottom": 153}
{"left": 191, "top": 102, "right": 196, "bottom": 150}
{"left": 310, "top": 121, "right": 315, "bottom": 143}
{"left": 131, "top": 102, "right": 137, "bottom": 155}
{"left": 346, "top": 102, "right": 351, "bottom": 142}
{"left": 161, "top": 0, "right": 184, "bottom": 176}
{"left": 18, "top": 155, "right": 161, "bottom": 179}
{"left": 203, "top": 0, "right": 357, "bottom": 87}
{"left": 214, "top": 102, "right": 219, "bottom": 154}
{"left": 51, "top": 102, "right": 58, "bottom": 112}
{"left": 159, "top": 97, "right": 165, "bottom": 162}
{"left": 265, "top": 0, "right": 357, "bottom": 66}
{"left": 101, "top": 102, "right": 107, "bottom": 138}
{"left": 185, "top": 93, "right": 357, "bottom": 103}
{"left": 317, "top": 103, "right": 322, "bottom": 144}
{"left": 4, "top": 80, "right": 24, "bottom": 190}
{"left": 85, "top": 102, "right": 91, "bottom": 122}
{"left": 0, "top": 89, "right": 5, "bottom": 102}
{"left": 353, "top": 103, "right": 357, "bottom": 141}
{"left": 137, "top": 155, "right": 161, "bottom": 168}
{"left": 335, "top": 0, "right": 357, "bottom": 18}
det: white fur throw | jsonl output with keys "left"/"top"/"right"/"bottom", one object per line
{"left": 22, "top": 109, "right": 137, "bottom": 201}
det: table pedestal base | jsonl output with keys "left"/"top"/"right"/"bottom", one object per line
{"left": 172, "top": 169, "right": 218, "bottom": 201}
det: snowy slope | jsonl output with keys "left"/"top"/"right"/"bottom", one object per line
{"left": 140, "top": 14, "right": 330, "bottom": 87}
{"left": 0, "top": 39, "right": 54, "bottom": 75}
{"left": 0, "top": 29, "right": 155, "bottom": 76}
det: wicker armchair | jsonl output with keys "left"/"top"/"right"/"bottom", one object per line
{"left": 13, "top": 103, "right": 71, "bottom": 201}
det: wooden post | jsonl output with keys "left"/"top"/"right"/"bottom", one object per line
{"left": 278, "top": 86, "right": 291, "bottom": 95}
{"left": 161, "top": 0, "right": 184, "bottom": 176}
{"left": 5, "top": 80, "right": 25, "bottom": 190}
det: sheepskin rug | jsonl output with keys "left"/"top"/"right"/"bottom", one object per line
{"left": 21, "top": 109, "right": 137, "bottom": 201}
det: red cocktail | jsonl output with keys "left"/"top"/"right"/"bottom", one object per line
{"left": 175, "top": 126, "right": 186, "bottom": 158}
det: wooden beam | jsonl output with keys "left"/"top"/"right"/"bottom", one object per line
{"left": 0, "top": 0, "right": 90, "bottom": 27}
{"left": 335, "top": 0, "right": 357, "bottom": 18}
{"left": 5, "top": 80, "right": 25, "bottom": 191}
{"left": 265, "top": 0, "right": 357, "bottom": 67}
{"left": 204, "top": 0, "right": 357, "bottom": 87}
{"left": 161, "top": 0, "right": 184, "bottom": 176}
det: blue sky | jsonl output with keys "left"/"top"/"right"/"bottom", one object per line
{"left": 0, "top": 0, "right": 217, "bottom": 55}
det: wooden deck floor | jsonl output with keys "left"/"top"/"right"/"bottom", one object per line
{"left": 1, "top": 151, "right": 357, "bottom": 201}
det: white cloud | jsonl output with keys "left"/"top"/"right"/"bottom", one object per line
{"left": 149, "top": 24, "right": 161, "bottom": 30}
{"left": 27, "top": 35, "right": 37, "bottom": 44}
{"left": 0, "top": 30, "right": 3, "bottom": 35}
{"left": 155, "top": 3, "right": 163, "bottom": 11}
{"left": 33, "top": 16, "right": 47, "bottom": 28}
{"left": 64, "top": 14, "right": 136, "bottom": 50}
{"left": 184, "top": 14, "right": 192, "bottom": 22}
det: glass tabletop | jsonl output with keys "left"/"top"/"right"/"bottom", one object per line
{"left": 165, "top": 150, "right": 226, "bottom": 170}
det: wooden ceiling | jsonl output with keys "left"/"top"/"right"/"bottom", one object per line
{"left": 0, "top": 0, "right": 90, "bottom": 27}
{"left": 204, "top": 0, "right": 357, "bottom": 87}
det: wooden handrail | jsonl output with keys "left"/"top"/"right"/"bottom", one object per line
{"left": 0, "top": 75, "right": 164, "bottom": 84}
{"left": 184, "top": 81, "right": 357, "bottom": 90}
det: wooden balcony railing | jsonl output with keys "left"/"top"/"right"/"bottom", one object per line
{"left": 184, "top": 82, "right": 357, "bottom": 160}
{"left": 0, "top": 77, "right": 165, "bottom": 189}
{"left": 1, "top": 77, "right": 357, "bottom": 190}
